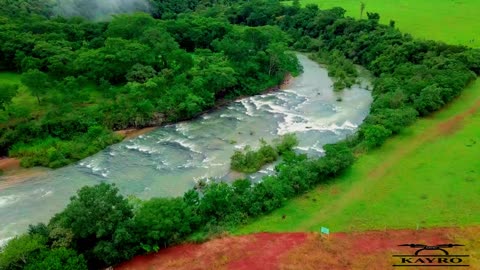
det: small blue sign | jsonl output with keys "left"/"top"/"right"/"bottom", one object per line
{"left": 320, "top": 227, "right": 330, "bottom": 234}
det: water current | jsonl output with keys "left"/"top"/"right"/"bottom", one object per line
{"left": 0, "top": 54, "right": 372, "bottom": 244}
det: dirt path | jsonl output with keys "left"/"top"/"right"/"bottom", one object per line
{"left": 0, "top": 158, "right": 51, "bottom": 191}
{"left": 116, "top": 227, "right": 480, "bottom": 270}
{"left": 296, "top": 89, "right": 480, "bottom": 231}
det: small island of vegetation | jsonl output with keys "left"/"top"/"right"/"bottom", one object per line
{"left": 230, "top": 134, "right": 298, "bottom": 173}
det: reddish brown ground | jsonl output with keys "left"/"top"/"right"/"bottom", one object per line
{"left": 279, "top": 227, "right": 479, "bottom": 270}
{"left": 116, "top": 227, "right": 479, "bottom": 270}
{"left": 437, "top": 99, "right": 480, "bottom": 135}
{"left": 0, "top": 157, "right": 20, "bottom": 171}
{"left": 0, "top": 158, "right": 50, "bottom": 191}
{"left": 115, "top": 127, "right": 158, "bottom": 140}
{"left": 116, "top": 233, "right": 308, "bottom": 270}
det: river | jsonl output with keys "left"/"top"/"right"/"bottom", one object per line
{"left": 0, "top": 54, "right": 372, "bottom": 245}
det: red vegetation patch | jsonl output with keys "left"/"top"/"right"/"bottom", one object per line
{"left": 279, "top": 227, "right": 480, "bottom": 270}
{"left": 116, "top": 227, "right": 480, "bottom": 270}
{"left": 115, "top": 233, "right": 308, "bottom": 270}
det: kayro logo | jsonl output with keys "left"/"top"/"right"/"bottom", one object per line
{"left": 393, "top": 243, "right": 470, "bottom": 267}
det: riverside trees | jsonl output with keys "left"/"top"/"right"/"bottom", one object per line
{"left": 0, "top": 142, "right": 355, "bottom": 269}
{"left": 0, "top": 10, "right": 300, "bottom": 168}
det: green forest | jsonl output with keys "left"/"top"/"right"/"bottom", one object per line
{"left": 1, "top": 0, "right": 480, "bottom": 269}
{"left": 0, "top": 0, "right": 300, "bottom": 168}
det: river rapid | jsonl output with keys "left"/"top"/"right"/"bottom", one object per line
{"left": 0, "top": 54, "right": 372, "bottom": 245}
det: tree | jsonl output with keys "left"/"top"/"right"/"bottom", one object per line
{"left": 49, "top": 183, "right": 133, "bottom": 266}
{"left": 178, "top": 93, "right": 205, "bottom": 118}
{"left": 0, "top": 84, "right": 18, "bottom": 110}
{"left": 198, "top": 182, "right": 237, "bottom": 222}
{"left": 314, "top": 142, "right": 355, "bottom": 177}
{"left": 0, "top": 0, "right": 54, "bottom": 17}
{"left": 126, "top": 64, "right": 157, "bottom": 83}
{"left": 106, "top": 13, "right": 156, "bottom": 40}
{"left": 21, "top": 69, "right": 50, "bottom": 104}
{"left": 366, "top": 12, "right": 380, "bottom": 21}
{"left": 360, "top": 2, "right": 366, "bottom": 19}
{"left": 414, "top": 85, "right": 445, "bottom": 115}
{"left": 249, "top": 176, "right": 292, "bottom": 215}
{"left": 389, "top": 19, "right": 395, "bottom": 28}
{"left": 292, "top": 0, "right": 300, "bottom": 9}
{"left": 24, "top": 248, "right": 87, "bottom": 270}
{"left": 0, "top": 234, "right": 47, "bottom": 270}
{"left": 366, "top": 107, "right": 418, "bottom": 134}
{"left": 133, "top": 198, "right": 198, "bottom": 251}
{"left": 28, "top": 223, "right": 50, "bottom": 239}
{"left": 361, "top": 124, "right": 392, "bottom": 149}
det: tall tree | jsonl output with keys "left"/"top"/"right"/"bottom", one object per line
{"left": 0, "top": 83, "right": 18, "bottom": 110}
{"left": 21, "top": 69, "right": 50, "bottom": 104}
{"left": 0, "top": 234, "right": 47, "bottom": 270}
{"left": 360, "top": 2, "right": 366, "bottom": 19}
{"left": 49, "top": 183, "right": 133, "bottom": 267}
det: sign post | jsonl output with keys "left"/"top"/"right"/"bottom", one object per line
{"left": 320, "top": 226, "right": 330, "bottom": 238}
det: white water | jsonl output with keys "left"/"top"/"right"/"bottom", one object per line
{"left": 0, "top": 54, "right": 372, "bottom": 243}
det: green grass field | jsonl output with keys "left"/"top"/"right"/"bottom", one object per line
{"left": 235, "top": 0, "right": 480, "bottom": 234}
{"left": 290, "top": 0, "right": 480, "bottom": 48}
{"left": 235, "top": 80, "right": 480, "bottom": 234}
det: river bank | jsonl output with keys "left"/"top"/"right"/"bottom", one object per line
{"left": 0, "top": 158, "right": 50, "bottom": 191}
{"left": 112, "top": 74, "right": 294, "bottom": 145}
{"left": 0, "top": 54, "right": 372, "bottom": 243}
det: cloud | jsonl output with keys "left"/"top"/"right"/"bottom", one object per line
{"left": 54, "top": 0, "right": 150, "bottom": 20}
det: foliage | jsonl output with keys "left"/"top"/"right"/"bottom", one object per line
{"left": 274, "top": 133, "right": 299, "bottom": 154}
{"left": 359, "top": 124, "right": 392, "bottom": 149}
{"left": 9, "top": 126, "right": 122, "bottom": 168}
{"left": 230, "top": 134, "right": 298, "bottom": 173}
{"left": 0, "top": 11, "right": 299, "bottom": 167}
{"left": 48, "top": 183, "right": 133, "bottom": 267}
{"left": 0, "top": 84, "right": 18, "bottom": 110}
{"left": 20, "top": 69, "right": 51, "bottom": 104}
{"left": 0, "top": 234, "right": 47, "bottom": 270}
{"left": 132, "top": 198, "right": 199, "bottom": 250}
{"left": 24, "top": 248, "right": 87, "bottom": 270}
{"left": 311, "top": 50, "right": 358, "bottom": 91}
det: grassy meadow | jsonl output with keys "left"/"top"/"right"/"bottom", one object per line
{"left": 235, "top": 80, "right": 480, "bottom": 234}
{"left": 289, "top": 0, "right": 480, "bottom": 48}
{"left": 235, "top": 1, "right": 480, "bottom": 234}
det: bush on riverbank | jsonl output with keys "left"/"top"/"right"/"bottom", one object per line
{"left": 9, "top": 127, "right": 122, "bottom": 168}
{"left": 230, "top": 134, "right": 298, "bottom": 173}
{"left": 0, "top": 141, "right": 353, "bottom": 269}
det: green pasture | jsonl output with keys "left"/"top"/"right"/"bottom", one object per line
{"left": 289, "top": 0, "right": 480, "bottom": 48}
{"left": 234, "top": 79, "right": 480, "bottom": 234}
{"left": 233, "top": 0, "right": 480, "bottom": 235}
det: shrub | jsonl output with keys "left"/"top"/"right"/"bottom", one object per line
{"left": 230, "top": 135, "right": 298, "bottom": 173}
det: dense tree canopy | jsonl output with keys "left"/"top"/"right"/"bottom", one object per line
{"left": 0, "top": 8, "right": 299, "bottom": 167}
